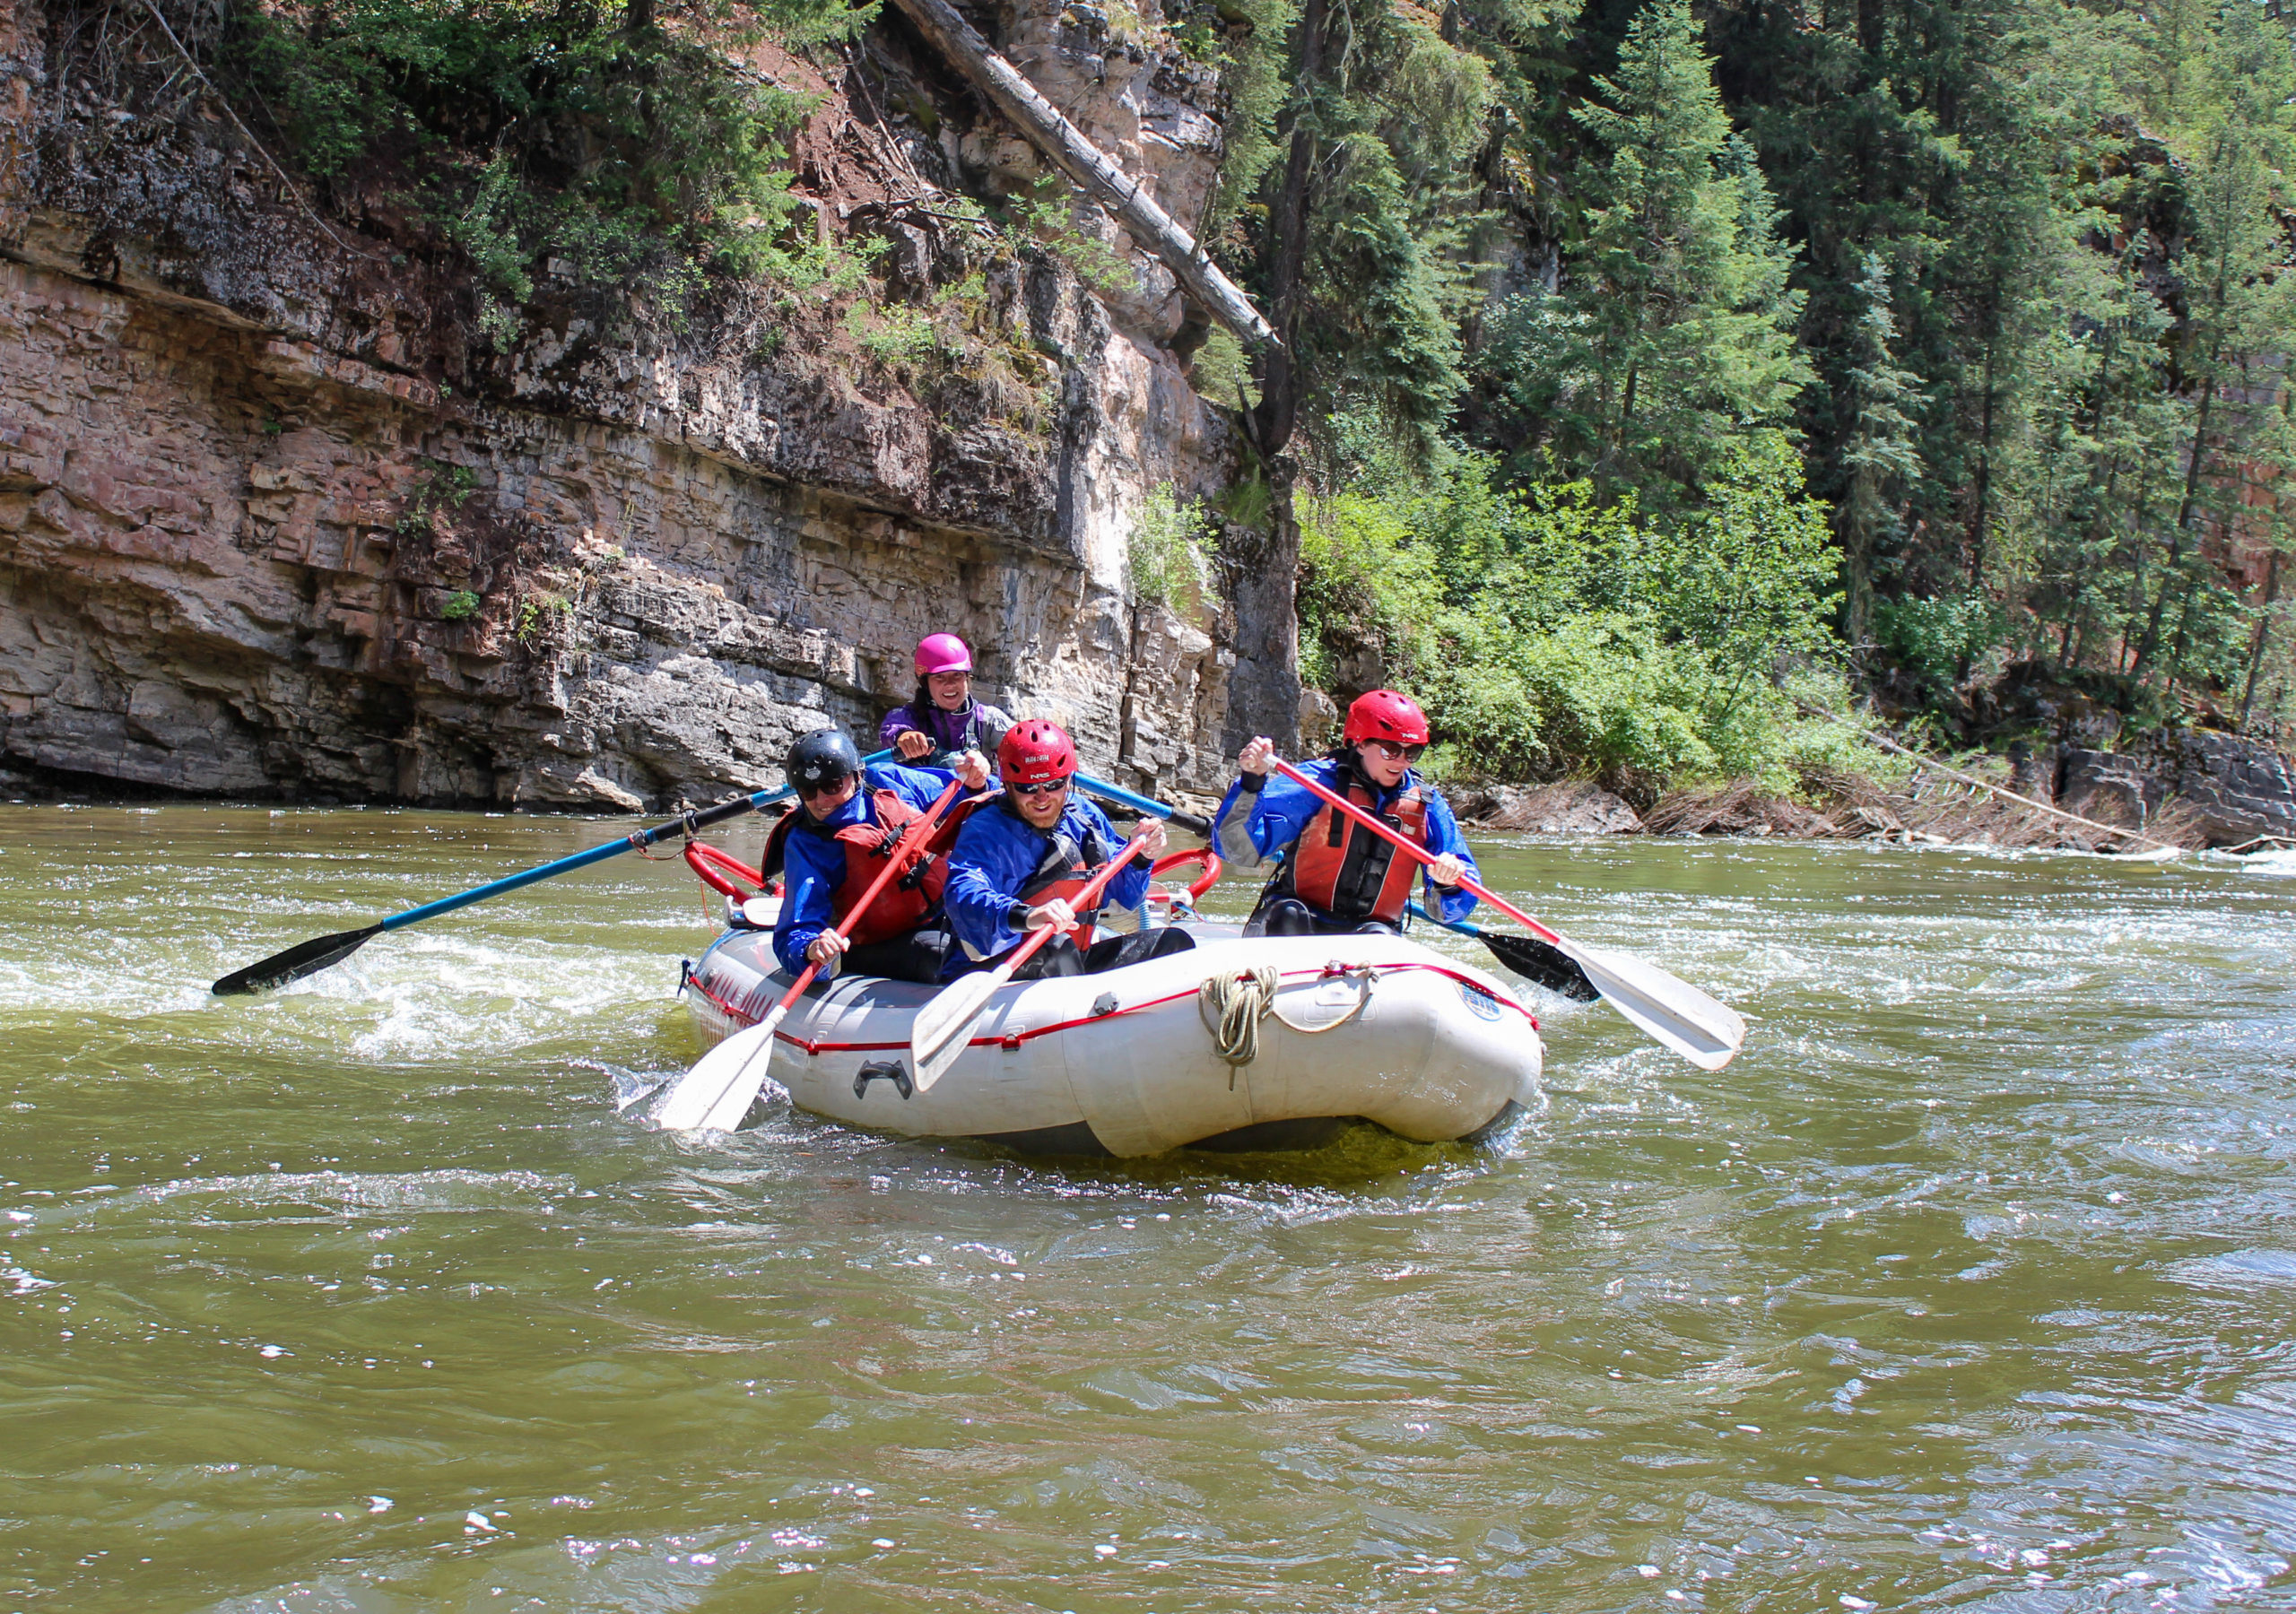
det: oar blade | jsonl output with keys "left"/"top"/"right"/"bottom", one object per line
{"left": 909, "top": 968, "right": 1003, "bottom": 1094}
{"left": 1474, "top": 929, "right": 1601, "bottom": 1002}
{"left": 211, "top": 924, "right": 384, "bottom": 996}
{"left": 1561, "top": 941, "right": 1745, "bottom": 1072}
{"left": 657, "top": 1010, "right": 786, "bottom": 1132}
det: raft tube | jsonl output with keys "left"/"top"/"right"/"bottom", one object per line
{"left": 680, "top": 922, "right": 1544, "bottom": 1156}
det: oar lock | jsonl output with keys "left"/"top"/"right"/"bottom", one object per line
{"left": 626, "top": 804, "right": 695, "bottom": 858}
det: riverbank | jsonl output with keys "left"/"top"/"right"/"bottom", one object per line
{"left": 1448, "top": 724, "right": 2296, "bottom": 854}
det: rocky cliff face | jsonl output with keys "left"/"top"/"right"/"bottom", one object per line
{"left": 0, "top": 0, "right": 1274, "bottom": 809}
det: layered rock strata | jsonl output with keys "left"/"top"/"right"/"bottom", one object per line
{"left": 0, "top": 0, "right": 1274, "bottom": 809}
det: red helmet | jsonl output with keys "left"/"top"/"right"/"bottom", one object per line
{"left": 1343, "top": 690, "right": 1431, "bottom": 748}
{"left": 997, "top": 719, "right": 1078, "bottom": 787}
{"left": 915, "top": 633, "right": 972, "bottom": 677}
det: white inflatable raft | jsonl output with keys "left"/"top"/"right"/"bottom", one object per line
{"left": 680, "top": 919, "right": 1544, "bottom": 1157}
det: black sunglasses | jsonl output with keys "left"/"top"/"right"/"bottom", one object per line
{"left": 798, "top": 776, "right": 855, "bottom": 800}
{"left": 1010, "top": 777, "right": 1070, "bottom": 797}
{"left": 1362, "top": 740, "right": 1425, "bottom": 763}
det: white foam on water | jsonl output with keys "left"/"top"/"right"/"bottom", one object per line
{"left": 2165, "top": 1249, "right": 2296, "bottom": 1292}
{"left": 29, "top": 1167, "right": 576, "bottom": 1228}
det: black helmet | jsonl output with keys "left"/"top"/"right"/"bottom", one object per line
{"left": 785, "top": 727, "right": 862, "bottom": 793}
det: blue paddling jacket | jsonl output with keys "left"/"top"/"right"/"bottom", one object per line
{"left": 772, "top": 760, "right": 968, "bottom": 977}
{"left": 943, "top": 792, "right": 1153, "bottom": 974}
{"left": 1213, "top": 754, "right": 1479, "bottom": 925}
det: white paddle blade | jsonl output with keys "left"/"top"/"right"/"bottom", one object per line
{"left": 909, "top": 966, "right": 1005, "bottom": 1094}
{"left": 657, "top": 1005, "right": 787, "bottom": 1132}
{"left": 1561, "top": 941, "right": 1746, "bottom": 1072}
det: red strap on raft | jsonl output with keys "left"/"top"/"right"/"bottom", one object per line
{"left": 684, "top": 841, "right": 767, "bottom": 898}
{"left": 1148, "top": 847, "right": 1222, "bottom": 904}
{"left": 683, "top": 957, "right": 1536, "bottom": 1051}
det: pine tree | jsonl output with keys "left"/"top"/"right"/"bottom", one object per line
{"left": 1481, "top": 0, "right": 1807, "bottom": 512}
{"left": 2139, "top": 2, "right": 2296, "bottom": 694}
{"left": 1236, "top": 0, "right": 1492, "bottom": 468}
{"left": 1836, "top": 251, "right": 1926, "bottom": 647}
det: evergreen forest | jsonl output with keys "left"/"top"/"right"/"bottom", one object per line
{"left": 210, "top": 0, "right": 2296, "bottom": 794}
{"left": 1203, "top": 0, "right": 2296, "bottom": 792}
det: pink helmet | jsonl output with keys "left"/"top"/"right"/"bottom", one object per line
{"left": 914, "top": 633, "right": 972, "bottom": 677}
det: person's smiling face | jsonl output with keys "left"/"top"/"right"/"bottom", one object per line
{"left": 1009, "top": 777, "right": 1069, "bottom": 829}
{"left": 1354, "top": 739, "right": 1420, "bottom": 789}
{"left": 801, "top": 774, "right": 860, "bottom": 822}
{"left": 927, "top": 670, "right": 971, "bottom": 711}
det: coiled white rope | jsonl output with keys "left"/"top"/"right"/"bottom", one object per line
{"left": 1197, "top": 964, "right": 1378, "bottom": 1074}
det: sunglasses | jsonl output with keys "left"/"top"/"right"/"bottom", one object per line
{"left": 1362, "top": 740, "right": 1425, "bottom": 763}
{"left": 1009, "top": 777, "right": 1071, "bottom": 797}
{"left": 798, "top": 777, "right": 855, "bottom": 800}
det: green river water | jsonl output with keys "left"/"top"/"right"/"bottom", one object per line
{"left": 4, "top": 803, "right": 2294, "bottom": 1613}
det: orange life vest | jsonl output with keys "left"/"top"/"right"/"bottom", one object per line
{"left": 1272, "top": 764, "right": 1431, "bottom": 925}
{"left": 813, "top": 790, "right": 957, "bottom": 947}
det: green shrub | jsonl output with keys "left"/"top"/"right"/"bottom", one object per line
{"left": 1010, "top": 178, "right": 1138, "bottom": 296}
{"left": 1296, "top": 488, "right": 1442, "bottom": 688}
{"left": 440, "top": 588, "right": 482, "bottom": 620}
{"left": 847, "top": 300, "right": 940, "bottom": 366}
{"left": 1301, "top": 430, "right": 1849, "bottom": 794}
{"left": 1874, "top": 592, "right": 2010, "bottom": 699}
{"left": 1128, "top": 485, "right": 1213, "bottom": 607}
{"left": 226, "top": 0, "right": 857, "bottom": 325}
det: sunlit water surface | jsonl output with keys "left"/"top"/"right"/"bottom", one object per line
{"left": 4, "top": 804, "right": 2294, "bottom": 1612}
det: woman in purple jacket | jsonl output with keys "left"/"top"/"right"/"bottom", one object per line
{"left": 880, "top": 633, "right": 1014, "bottom": 768}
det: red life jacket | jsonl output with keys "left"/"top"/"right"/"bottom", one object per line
{"left": 1272, "top": 762, "right": 1431, "bottom": 925}
{"left": 1010, "top": 806, "right": 1120, "bottom": 924}
{"left": 815, "top": 790, "right": 956, "bottom": 947}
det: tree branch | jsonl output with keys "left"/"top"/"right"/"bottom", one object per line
{"left": 886, "top": 0, "right": 1280, "bottom": 352}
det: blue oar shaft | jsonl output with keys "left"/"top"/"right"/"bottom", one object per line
{"left": 377, "top": 749, "right": 894, "bottom": 933}
{"left": 1071, "top": 770, "right": 1167, "bottom": 817}
{"left": 1071, "top": 770, "right": 1213, "bottom": 835}
{"left": 1405, "top": 898, "right": 1465, "bottom": 936}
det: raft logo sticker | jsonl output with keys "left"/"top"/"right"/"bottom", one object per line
{"left": 1457, "top": 980, "right": 1502, "bottom": 1021}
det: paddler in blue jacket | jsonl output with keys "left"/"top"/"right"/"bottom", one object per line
{"left": 771, "top": 727, "right": 992, "bottom": 985}
{"left": 943, "top": 719, "right": 1196, "bottom": 979}
{"left": 1213, "top": 689, "right": 1478, "bottom": 937}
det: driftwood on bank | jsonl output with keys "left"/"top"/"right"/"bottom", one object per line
{"left": 1796, "top": 703, "right": 2186, "bottom": 854}
{"left": 886, "top": 0, "right": 1281, "bottom": 351}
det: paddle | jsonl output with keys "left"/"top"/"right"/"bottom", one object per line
{"left": 1406, "top": 900, "right": 1599, "bottom": 1002}
{"left": 909, "top": 822, "right": 1160, "bottom": 1094}
{"left": 211, "top": 751, "right": 896, "bottom": 995}
{"left": 1271, "top": 757, "right": 1745, "bottom": 1071}
{"left": 657, "top": 777, "right": 966, "bottom": 1132}
{"left": 1072, "top": 771, "right": 1213, "bottom": 837}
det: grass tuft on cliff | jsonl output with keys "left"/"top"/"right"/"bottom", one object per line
{"left": 222, "top": 0, "right": 865, "bottom": 333}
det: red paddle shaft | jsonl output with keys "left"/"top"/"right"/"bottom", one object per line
{"left": 995, "top": 823, "right": 1161, "bottom": 975}
{"left": 771, "top": 778, "right": 963, "bottom": 1012}
{"left": 1269, "top": 757, "right": 1561, "bottom": 944}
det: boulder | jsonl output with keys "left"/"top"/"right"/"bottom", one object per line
{"left": 2055, "top": 748, "right": 2162, "bottom": 828}
{"left": 2135, "top": 728, "right": 2296, "bottom": 848}
{"left": 1452, "top": 780, "right": 1642, "bottom": 834}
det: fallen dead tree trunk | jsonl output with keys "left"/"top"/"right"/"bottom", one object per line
{"left": 1796, "top": 701, "right": 2187, "bottom": 855}
{"left": 887, "top": 0, "right": 1280, "bottom": 351}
